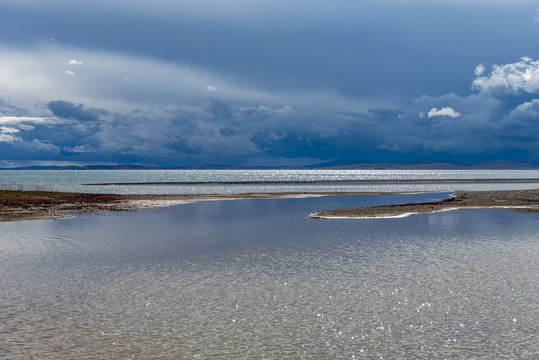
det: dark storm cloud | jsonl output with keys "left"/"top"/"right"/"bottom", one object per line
{"left": 206, "top": 99, "right": 232, "bottom": 119}
{"left": 499, "top": 100, "right": 539, "bottom": 146}
{"left": 0, "top": 139, "right": 60, "bottom": 160}
{"left": 219, "top": 127, "right": 236, "bottom": 137}
{"left": 47, "top": 101, "right": 107, "bottom": 122}
{"left": 2, "top": 1, "right": 538, "bottom": 101}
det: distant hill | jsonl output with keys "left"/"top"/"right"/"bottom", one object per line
{"left": 2, "top": 160, "right": 539, "bottom": 170}
{"left": 3, "top": 164, "right": 158, "bottom": 170}
{"left": 0, "top": 164, "right": 301, "bottom": 170}
{"left": 306, "top": 160, "right": 539, "bottom": 170}
{"left": 304, "top": 158, "right": 379, "bottom": 168}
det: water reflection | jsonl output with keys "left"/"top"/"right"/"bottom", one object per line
{"left": 1, "top": 194, "right": 538, "bottom": 359}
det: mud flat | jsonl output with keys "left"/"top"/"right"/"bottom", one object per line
{"left": 309, "top": 188, "right": 539, "bottom": 219}
{"left": 3, "top": 188, "right": 539, "bottom": 222}
{"left": 0, "top": 190, "right": 391, "bottom": 222}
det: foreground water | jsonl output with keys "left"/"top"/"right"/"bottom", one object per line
{"left": 1, "top": 193, "right": 537, "bottom": 359}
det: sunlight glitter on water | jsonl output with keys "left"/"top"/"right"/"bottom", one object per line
{"left": 1, "top": 194, "right": 538, "bottom": 359}
{"left": 1, "top": 169, "right": 539, "bottom": 194}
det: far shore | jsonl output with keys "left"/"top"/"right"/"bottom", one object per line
{"left": 1, "top": 188, "right": 539, "bottom": 222}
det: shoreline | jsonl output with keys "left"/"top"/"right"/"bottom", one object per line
{"left": 0, "top": 190, "right": 400, "bottom": 222}
{"left": 309, "top": 188, "right": 539, "bottom": 219}
{"left": 1, "top": 188, "right": 539, "bottom": 222}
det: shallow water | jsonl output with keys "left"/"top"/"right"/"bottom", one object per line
{"left": 1, "top": 193, "right": 538, "bottom": 359}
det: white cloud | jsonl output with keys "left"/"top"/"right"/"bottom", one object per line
{"left": 0, "top": 116, "right": 55, "bottom": 125}
{"left": 427, "top": 107, "right": 461, "bottom": 118}
{"left": 0, "top": 133, "right": 18, "bottom": 142}
{"left": 472, "top": 57, "right": 539, "bottom": 96}
{"left": 18, "top": 124, "right": 35, "bottom": 131}
{"left": 0, "top": 126, "right": 21, "bottom": 133}
{"left": 68, "top": 59, "right": 83, "bottom": 65}
{"left": 206, "top": 85, "right": 218, "bottom": 92}
{"left": 64, "top": 70, "right": 76, "bottom": 76}
{"left": 474, "top": 64, "right": 486, "bottom": 76}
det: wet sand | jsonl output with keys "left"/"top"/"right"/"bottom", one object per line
{"left": 310, "top": 188, "right": 539, "bottom": 219}
{"left": 1, "top": 188, "right": 539, "bottom": 222}
{"left": 0, "top": 191, "right": 132, "bottom": 221}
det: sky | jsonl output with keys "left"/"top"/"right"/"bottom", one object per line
{"left": 1, "top": 0, "right": 539, "bottom": 167}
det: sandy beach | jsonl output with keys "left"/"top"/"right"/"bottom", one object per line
{"left": 1, "top": 187, "right": 538, "bottom": 222}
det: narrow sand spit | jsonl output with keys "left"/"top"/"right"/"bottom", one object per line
{"left": 309, "top": 188, "right": 539, "bottom": 219}
{"left": 1, "top": 188, "right": 539, "bottom": 222}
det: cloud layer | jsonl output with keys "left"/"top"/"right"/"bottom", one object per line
{"left": 3, "top": 53, "right": 539, "bottom": 166}
{"left": 1, "top": 1, "right": 539, "bottom": 166}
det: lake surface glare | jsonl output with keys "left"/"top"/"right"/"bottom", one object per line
{"left": 1, "top": 193, "right": 538, "bottom": 359}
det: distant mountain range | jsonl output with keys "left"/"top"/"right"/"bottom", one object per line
{"left": 305, "top": 159, "right": 539, "bottom": 170}
{"left": 2, "top": 160, "right": 539, "bottom": 170}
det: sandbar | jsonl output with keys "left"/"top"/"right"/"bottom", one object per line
{"left": 1, "top": 188, "right": 539, "bottom": 222}
{"left": 0, "top": 190, "right": 388, "bottom": 222}
{"left": 309, "top": 188, "right": 539, "bottom": 219}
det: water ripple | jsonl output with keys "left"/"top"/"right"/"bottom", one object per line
{"left": 1, "top": 196, "right": 538, "bottom": 359}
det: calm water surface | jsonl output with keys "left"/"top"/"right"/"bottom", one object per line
{"left": 1, "top": 193, "right": 537, "bottom": 359}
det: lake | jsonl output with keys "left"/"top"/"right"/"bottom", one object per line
{"left": 1, "top": 190, "right": 538, "bottom": 359}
